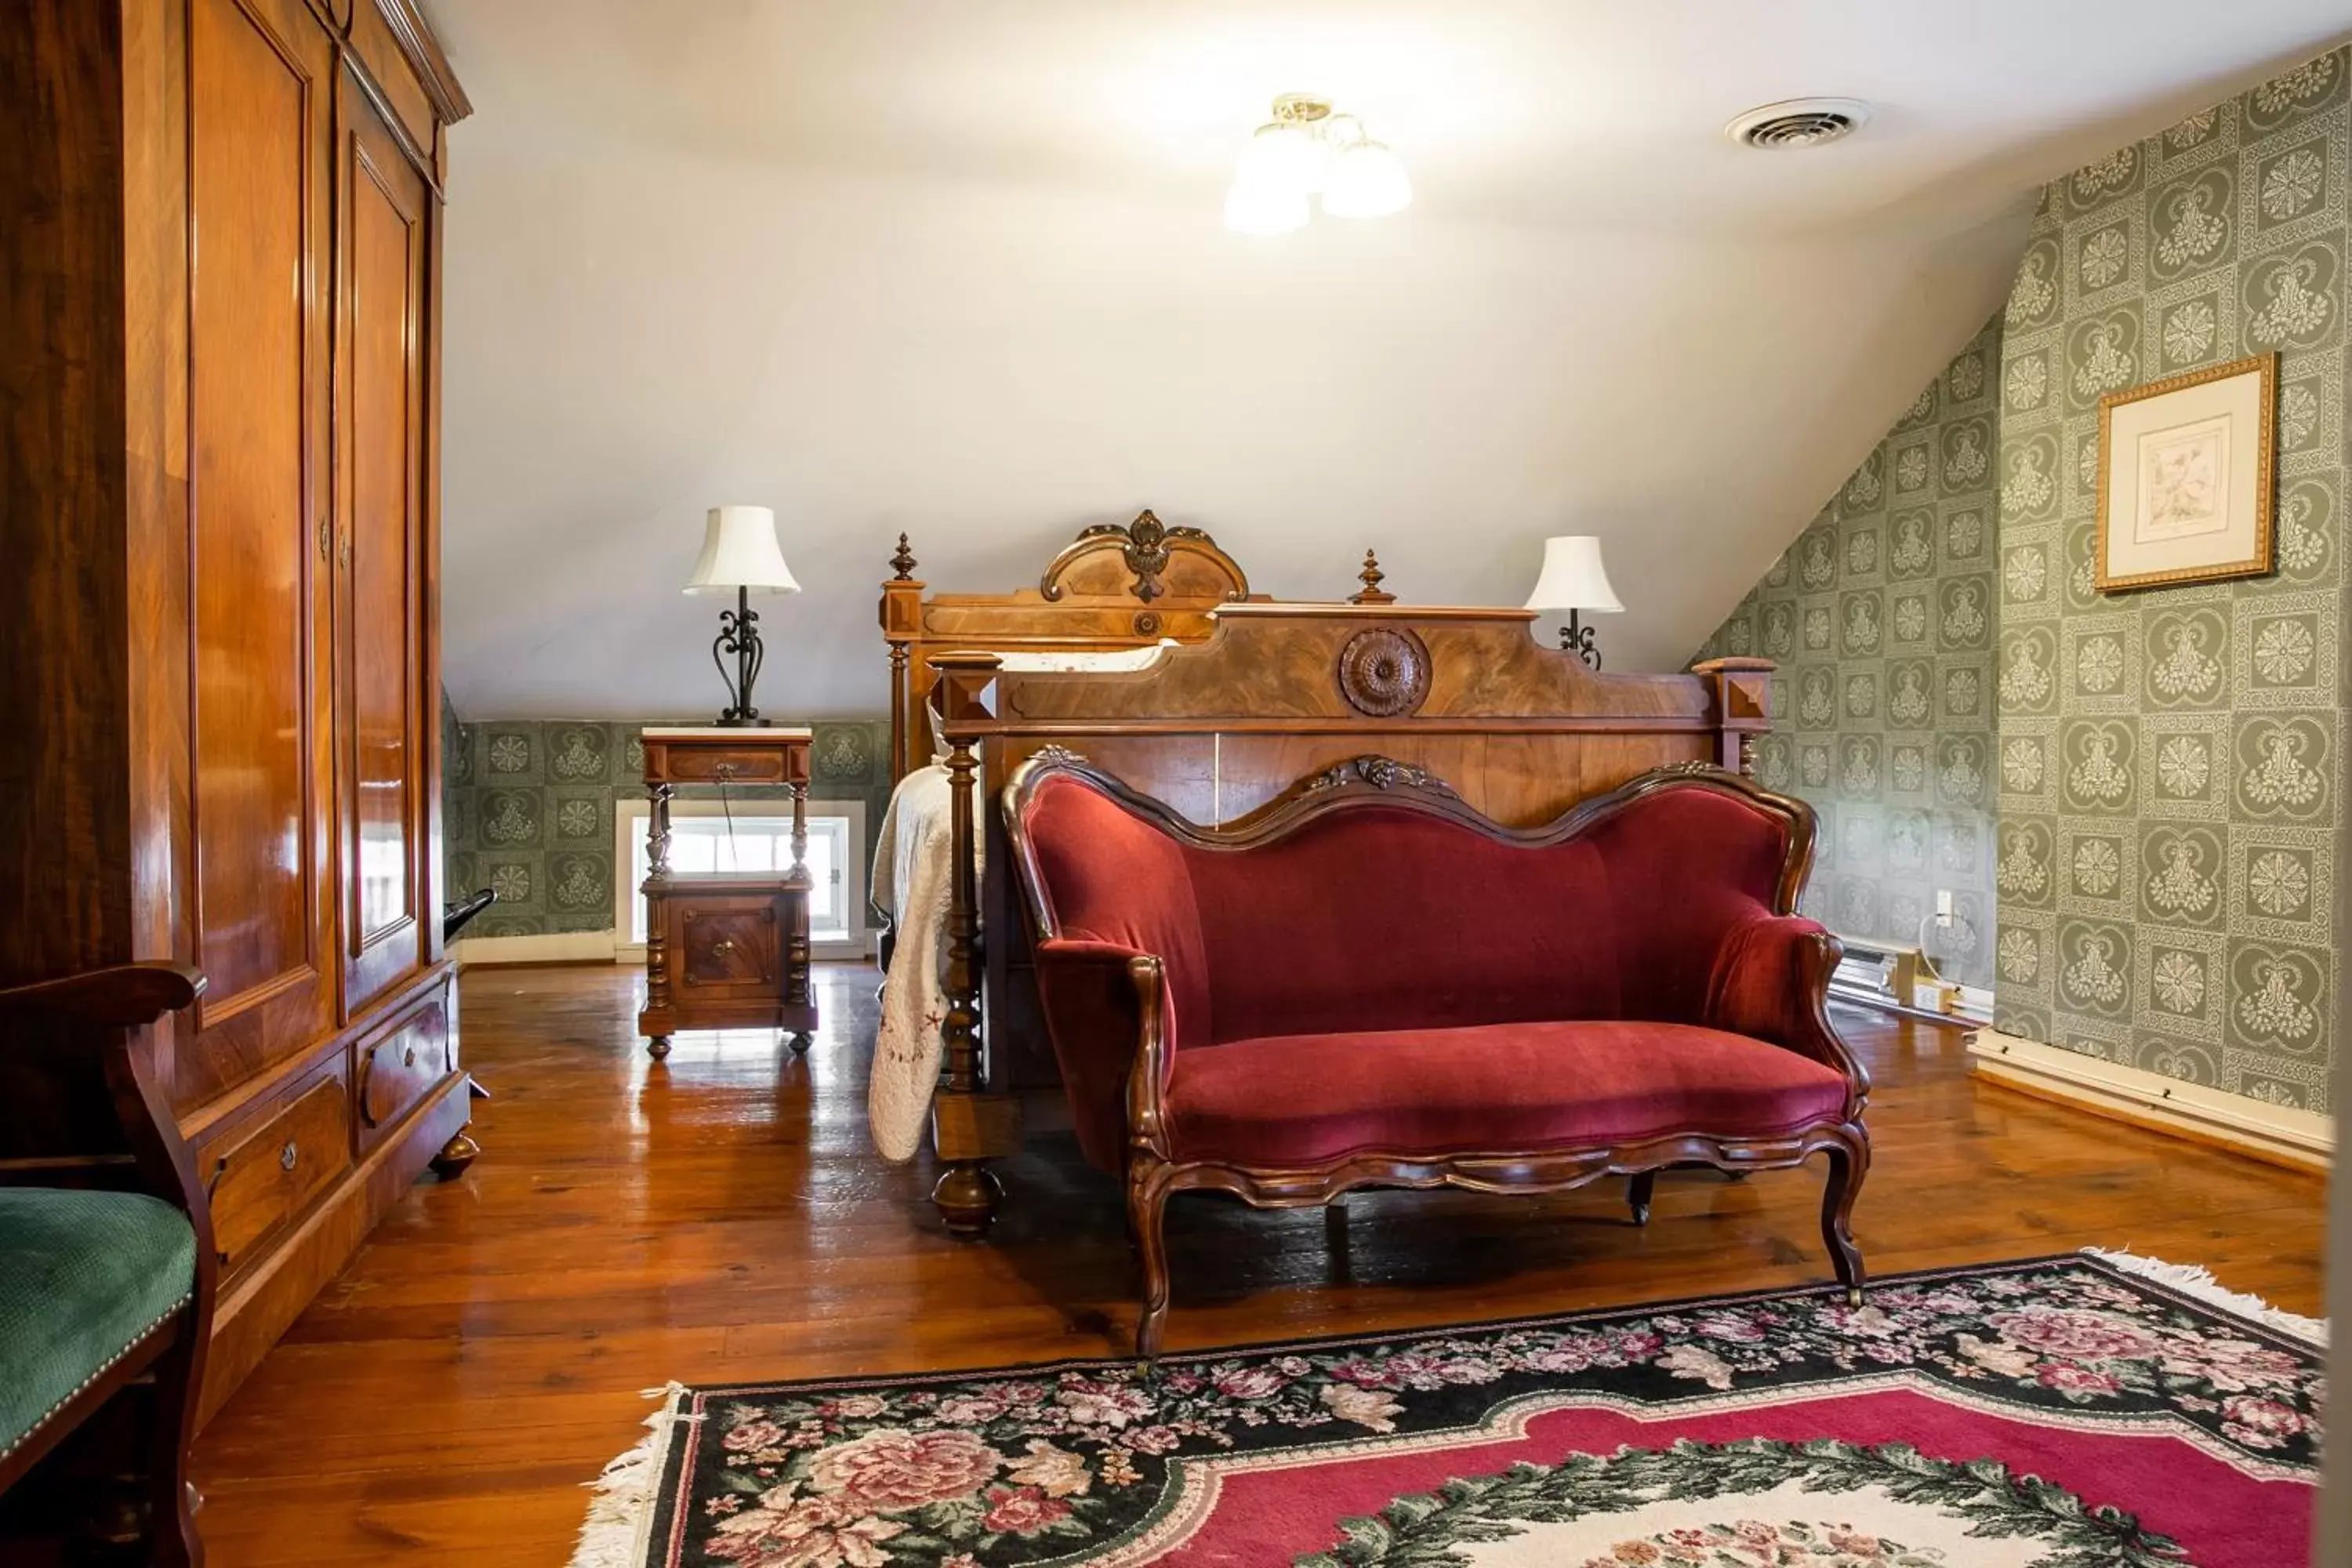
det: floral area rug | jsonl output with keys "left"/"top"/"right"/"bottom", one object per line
{"left": 570, "top": 1252, "right": 2325, "bottom": 1568}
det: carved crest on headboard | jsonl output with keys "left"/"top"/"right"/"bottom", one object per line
{"left": 1038, "top": 510, "right": 1247, "bottom": 604}
{"left": 1303, "top": 755, "right": 1459, "bottom": 796}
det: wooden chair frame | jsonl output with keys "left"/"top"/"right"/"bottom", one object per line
{"left": 0, "top": 963, "right": 212, "bottom": 1565}
{"left": 1003, "top": 755, "right": 1870, "bottom": 1360}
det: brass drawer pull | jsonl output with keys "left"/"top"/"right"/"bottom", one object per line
{"left": 710, "top": 938, "right": 736, "bottom": 957}
{"left": 279, "top": 1140, "right": 299, "bottom": 1172}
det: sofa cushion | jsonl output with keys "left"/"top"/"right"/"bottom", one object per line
{"left": 0, "top": 1189, "right": 196, "bottom": 1457}
{"left": 1162, "top": 1021, "right": 1848, "bottom": 1167}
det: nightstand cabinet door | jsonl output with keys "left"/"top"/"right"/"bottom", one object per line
{"left": 674, "top": 898, "right": 782, "bottom": 997}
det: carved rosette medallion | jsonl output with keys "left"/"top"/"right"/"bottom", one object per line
{"left": 1335, "top": 626, "right": 1432, "bottom": 717}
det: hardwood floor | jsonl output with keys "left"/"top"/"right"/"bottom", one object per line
{"left": 189, "top": 960, "right": 2328, "bottom": 1566}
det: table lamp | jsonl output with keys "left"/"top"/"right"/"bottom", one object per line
{"left": 1523, "top": 535, "right": 1623, "bottom": 670}
{"left": 684, "top": 505, "right": 801, "bottom": 726}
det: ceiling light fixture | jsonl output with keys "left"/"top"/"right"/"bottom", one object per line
{"left": 1224, "top": 94, "right": 1410, "bottom": 234}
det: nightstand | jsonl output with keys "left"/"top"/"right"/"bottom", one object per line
{"left": 635, "top": 726, "right": 818, "bottom": 1058}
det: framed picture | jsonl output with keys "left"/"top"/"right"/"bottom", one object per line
{"left": 2095, "top": 352, "right": 2276, "bottom": 592}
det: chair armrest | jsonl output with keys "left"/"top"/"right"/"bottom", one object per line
{"left": 0, "top": 963, "right": 214, "bottom": 1243}
{"left": 1704, "top": 917, "right": 1869, "bottom": 1107}
{"left": 1033, "top": 939, "right": 1181, "bottom": 1171}
{"left": 0, "top": 963, "right": 205, "bottom": 1029}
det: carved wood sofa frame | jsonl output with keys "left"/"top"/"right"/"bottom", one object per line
{"left": 1003, "top": 755, "right": 1870, "bottom": 1361}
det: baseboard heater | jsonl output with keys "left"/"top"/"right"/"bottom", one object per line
{"left": 1827, "top": 933, "right": 1987, "bottom": 1025}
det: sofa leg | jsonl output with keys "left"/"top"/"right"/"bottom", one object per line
{"left": 1819, "top": 1130, "right": 1870, "bottom": 1306}
{"left": 1626, "top": 1171, "right": 1656, "bottom": 1227}
{"left": 1128, "top": 1162, "right": 1173, "bottom": 1366}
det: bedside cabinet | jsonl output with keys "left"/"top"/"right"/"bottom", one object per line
{"left": 635, "top": 727, "right": 819, "bottom": 1058}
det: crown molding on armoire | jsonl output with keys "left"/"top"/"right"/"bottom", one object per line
{"left": 1, "top": 0, "right": 469, "bottom": 1422}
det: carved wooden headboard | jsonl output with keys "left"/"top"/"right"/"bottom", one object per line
{"left": 878, "top": 510, "right": 1272, "bottom": 786}
{"left": 912, "top": 601, "right": 1776, "bottom": 1240}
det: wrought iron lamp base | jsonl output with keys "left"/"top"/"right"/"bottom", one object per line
{"left": 712, "top": 584, "right": 774, "bottom": 725}
{"left": 1559, "top": 612, "right": 1602, "bottom": 670}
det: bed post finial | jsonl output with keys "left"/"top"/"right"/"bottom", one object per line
{"left": 1349, "top": 549, "right": 1396, "bottom": 605}
{"left": 890, "top": 533, "right": 917, "bottom": 581}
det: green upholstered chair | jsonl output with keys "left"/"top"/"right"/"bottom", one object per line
{"left": 0, "top": 964, "right": 212, "bottom": 1566}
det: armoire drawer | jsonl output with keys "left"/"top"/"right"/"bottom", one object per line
{"left": 358, "top": 996, "right": 451, "bottom": 1143}
{"left": 198, "top": 1068, "right": 354, "bottom": 1276}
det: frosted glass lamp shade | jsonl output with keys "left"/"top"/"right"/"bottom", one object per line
{"left": 1223, "top": 176, "right": 1311, "bottom": 234}
{"left": 684, "top": 506, "right": 801, "bottom": 596}
{"left": 1322, "top": 140, "right": 1412, "bottom": 218}
{"left": 1523, "top": 535, "right": 1624, "bottom": 613}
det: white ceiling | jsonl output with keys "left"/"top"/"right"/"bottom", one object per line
{"left": 433, "top": 1, "right": 2352, "bottom": 719}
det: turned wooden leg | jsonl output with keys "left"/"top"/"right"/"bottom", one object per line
{"left": 646, "top": 1035, "right": 672, "bottom": 1061}
{"left": 143, "top": 1321, "right": 205, "bottom": 1568}
{"left": 1129, "top": 1161, "right": 1173, "bottom": 1366}
{"left": 430, "top": 1130, "right": 481, "bottom": 1180}
{"left": 1820, "top": 1129, "right": 1870, "bottom": 1305}
{"left": 933, "top": 1162, "right": 1003, "bottom": 1239}
{"left": 1628, "top": 1170, "right": 1657, "bottom": 1227}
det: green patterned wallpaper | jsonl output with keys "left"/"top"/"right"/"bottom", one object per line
{"left": 1991, "top": 49, "right": 2348, "bottom": 1112}
{"left": 442, "top": 717, "right": 895, "bottom": 938}
{"left": 1696, "top": 318, "right": 2005, "bottom": 989}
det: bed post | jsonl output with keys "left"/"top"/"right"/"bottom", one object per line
{"left": 927, "top": 652, "right": 1021, "bottom": 1236}
{"left": 881, "top": 535, "right": 924, "bottom": 786}
{"left": 1692, "top": 655, "right": 1774, "bottom": 776}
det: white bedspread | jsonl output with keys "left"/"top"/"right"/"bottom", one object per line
{"left": 868, "top": 764, "right": 975, "bottom": 1162}
{"left": 867, "top": 641, "right": 1175, "bottom": 1159}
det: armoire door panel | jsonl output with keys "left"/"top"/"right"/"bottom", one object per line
{"left": 182, "top": 0, "right": 337, "bottom": 1094}
{"left": 336, "top": 82, "right": 430, "bottom": 1014}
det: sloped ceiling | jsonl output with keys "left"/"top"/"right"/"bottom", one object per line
{"left": 434, "top": 1, "right": 2350, "bottom": 718}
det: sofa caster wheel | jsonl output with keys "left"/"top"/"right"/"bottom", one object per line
{"left": 788, "top": 1032, "right": 812, "bottom": 1054}
{"left": 1846, "top": 1287, "right": 1864, "bottom": 1308}
{"left": 646, "top": 1036, "right": 672, "bottom": 1061}
{"left": 1627, "top": 1171, "right": 1656, "bottom": 1228}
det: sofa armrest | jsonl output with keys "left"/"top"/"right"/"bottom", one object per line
{"left": 1033, "top": 939, "right": 1180, "bottom": 1171}
{"left": 1704, "top": 917, "right": 1869, "bottom": 1108}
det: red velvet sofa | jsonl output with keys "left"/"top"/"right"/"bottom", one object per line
{"left": 1005, "top": 753, "right": 1871, "bottom": 1359}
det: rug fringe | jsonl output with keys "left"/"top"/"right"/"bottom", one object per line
{"left": 2084, "top": 1247, "right": 2328, "bottom": 1347}
{"left": 568, "top": 1383, "right": 698, "bottom": 1568}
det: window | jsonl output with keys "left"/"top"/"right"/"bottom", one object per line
{"left": 615, "top": 800, "right": 866, "bottom": 955}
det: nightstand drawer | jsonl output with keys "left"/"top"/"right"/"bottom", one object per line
{"left": 655, "top": 746, "right": 798, "bottom": 785}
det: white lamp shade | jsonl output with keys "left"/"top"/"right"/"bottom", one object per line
{"left": 684, "top": 506, "right": 801, "bottom": 596}
{"left": 1523, "top": 535, "right": 1624, "bottom": 614}
{"left": 1321, "top": 140, "right": 1411, "bottom": 218}
{"left": 1223, "top": 120, "right": 1322, "bottom": 234}
{"left": 1223, "top": 177, "right": 1310, "bottom": 234}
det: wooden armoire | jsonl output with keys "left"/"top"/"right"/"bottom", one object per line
{"left": 2, "top": 0, "right": 471, "bottom": 1420}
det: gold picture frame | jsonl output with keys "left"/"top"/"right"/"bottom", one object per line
{"left": 2094, "top": 351, "right": 2276, "bottom": 592}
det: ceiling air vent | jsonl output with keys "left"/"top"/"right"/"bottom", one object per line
{"left": 1726, "top": 98, "right": 1870, "bottom": 150}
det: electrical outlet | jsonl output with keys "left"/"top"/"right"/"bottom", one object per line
{"left": 1934, "top": 888, "right": 1954, "bottom": 926}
